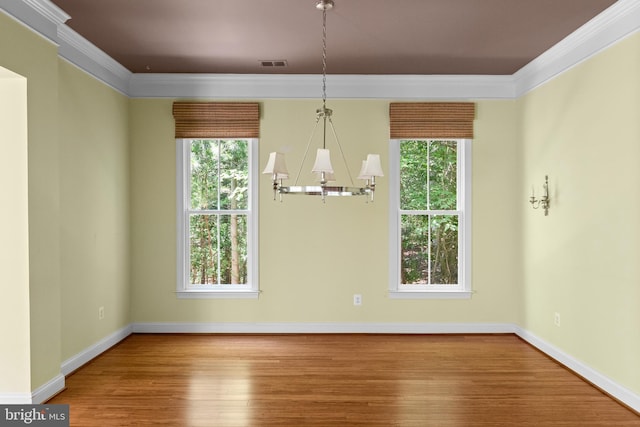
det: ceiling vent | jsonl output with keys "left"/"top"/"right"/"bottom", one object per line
{"left": 260, "top": 60, "right": 288, "bottom": 67}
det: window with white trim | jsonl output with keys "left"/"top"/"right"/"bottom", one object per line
{"left": 389, "top": 139, "right": 471, "bottom": 299}
{"left": 176, "top": 138, "right": 259, "bottom": 298}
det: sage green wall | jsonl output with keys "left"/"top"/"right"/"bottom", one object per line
{"left": 0, "top": 69, "right": 30, "bottom": 397}
{"left": 58, "top": 60, "right": 131, "bottom": 361}
{"left": 0, "top": 12, "right": 62, "bottom": 392}
{"left": 519, "top": 32, "right": 640, "bottom": 394}
{"left": 130, "top": 99, "right": 521, "bottom": 324}
{"left": 12, "top": 1, "right": 640, "bottom": 402}
{"left": 1, "top": 12, "right": 131, "bottom": 396}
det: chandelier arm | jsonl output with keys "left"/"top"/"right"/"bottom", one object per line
{"left": 264, "top": 0, "right": 382, "bottom": 201}
{"left": 294, "top": 116, "right": 322, "bottom": 185}
{"left": 327, "top": 117, "right": 356, "bottom": 187}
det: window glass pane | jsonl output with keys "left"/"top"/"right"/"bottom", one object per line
{"left": 401, "top": 214, "right": 430, "bottom": 284}
{"left": 400, "top": 140, "right": 428, "bottom": 210}
{"left": 219, "top": 140, "right": 249, "bottom": 211}
{"left": 190, "top": 140, "right": 219, "bottom": 210}
{"left": 401, "top": 214, "right": 459, "bottom": 285}
{"left": 430, "top": 215, "right": 458, "bottom": 285}
{"left": 219, "top": 214, "right": 248, "bottom": 284}
{"left": 188, "top": 214, "right": 248, "bottom": 285}
{"left": 189, "top": 214, "right": 219, "bottom": 284}
{"left": 428, "top": 141, "right": 457, "bottom": 210}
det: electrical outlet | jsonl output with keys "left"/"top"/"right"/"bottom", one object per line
{"left": 353, "top": 294, "right": 362, "bottom": 306}
{"left": 99, "top": 306, "right": 105, "bottom": 320}
{"left": 554, "top": 312, "right": 560, "bottom": 327}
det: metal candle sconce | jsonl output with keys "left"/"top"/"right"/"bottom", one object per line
{"left": 530, "top": 175, "right": 550, "bottom": 216}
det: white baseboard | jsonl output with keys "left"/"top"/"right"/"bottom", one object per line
{"left": 60, "top": 324, "right": 132, "bottom": 376}
{"left": 0, "top": 374, "right": 65, "bottom": 404}
{"left": 27, "top": 325, "right": 133, "bottom": 404}
{"left": 30, "top": 321, "right": 637, "bottom": 414}
{"left": 0, "top": 392, "right": 33, "bottom": 404}
{"left": 31, "top": 373, "right": 65, "bottom": 404}
{"left": 132, "top": 321, "right": 517, "bottom": 334}
{"left": 515, "top": 326, "right": 640, "bottom": 413}
{"left": 18, "top": 325, "right": 133, "bottom": 404}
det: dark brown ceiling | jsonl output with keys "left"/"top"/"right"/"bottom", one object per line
{"left": 50, "top": 0, "right": 617, "bottom": 75}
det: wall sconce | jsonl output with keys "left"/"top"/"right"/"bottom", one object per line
{"left": 530, "top": 175, "right": 550, "bottom": 216}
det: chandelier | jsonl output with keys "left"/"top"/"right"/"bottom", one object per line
{"left": 263, "top": 0, "right": 383, "bottom": 202}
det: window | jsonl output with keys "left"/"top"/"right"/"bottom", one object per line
{"left": 389, "top": 139, "right": 471, "bottom": 299}
{"left": 176, "top": 138, "right": 258, "bottom": 298}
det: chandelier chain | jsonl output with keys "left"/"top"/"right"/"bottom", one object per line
{"left": 261, "top": 0, "right": 382, "bottom": 201}
{"left": 322, "top": 6, "right": 327, "bottom": 108}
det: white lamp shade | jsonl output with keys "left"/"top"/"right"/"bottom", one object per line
{"left": 262, "top": 152, "right": 289, "bottom": 179}
{"left": 311, "top": 148, "right": 334, "bottom": 173}
{"left": 315, "top": 171, "right": 335, "bottom": 182}
{"left": 357, "top": 160, "right": 369, "bottom": 180}
{"left": 361, "top": 154, "right": 384, "bottom": 177}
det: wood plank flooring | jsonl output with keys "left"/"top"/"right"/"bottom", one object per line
{"left": 48, "top": 334, "right": 640, "bottom": 426}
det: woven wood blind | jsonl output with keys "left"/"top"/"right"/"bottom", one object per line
{"left": 172, "top": 102, "right": 260, "bottom": 138}
{"left": 389, "top": 102, "right": 475, "bottom": 139}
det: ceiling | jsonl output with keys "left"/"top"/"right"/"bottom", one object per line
{"left": 50, "top": 0, "right": 617, "bottom": 76}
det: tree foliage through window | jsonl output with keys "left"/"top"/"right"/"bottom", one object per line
{"left": 189, "top": 139, "right": 249, "bottom": 285}
{"left": 400, "top": 140, "right": 459, "bottom": 285}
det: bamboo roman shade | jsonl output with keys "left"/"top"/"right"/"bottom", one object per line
{"left": 389, "top": 102, "right": 475, "bottom": 139}
{"left": 172, "top": 102, "right": 260, "bottom": 138}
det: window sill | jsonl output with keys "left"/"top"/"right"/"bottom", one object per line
{"left": 388, "top": 290, "right": 472, "bottom": 300}
{"left": 176, "top": 290, "right": 260, "bottom": 299}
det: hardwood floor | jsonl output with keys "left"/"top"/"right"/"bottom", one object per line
{"left": 48, "top": 334, "right": 639, "bottom": 426}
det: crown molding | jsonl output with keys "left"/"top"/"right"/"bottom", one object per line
{"left": 514, "top": 0, "right": 640, "bottom": 97}
{"left": 128, "top": 73, "right": 515, "bottom": 100}
{"left": 22, "top": 0, "right": 67, "bottom": 26}
{"left": 2, "top": 0, "right": 640, "bottom": 99}
{"left": 1, "top": 0, "right": 131, "bottom": 94}
{"left": 57, "top": 25, "right": 131, "bottom": 95}
{"left": 0, "top": 0, "right": 68, "bottom": 44}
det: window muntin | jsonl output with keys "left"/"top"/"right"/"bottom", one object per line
{"left": 177, "top": 138, "right": 258, "bottom": 298}
{"left": 390, "top": 139, "right": 471, "bottom": 298}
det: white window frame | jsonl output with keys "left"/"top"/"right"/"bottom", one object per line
{"left": 388, "top": 138, "right": 472, "bottom": 299}
{"left": 176, "top": 138, "right": 259, "bottom": 299}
